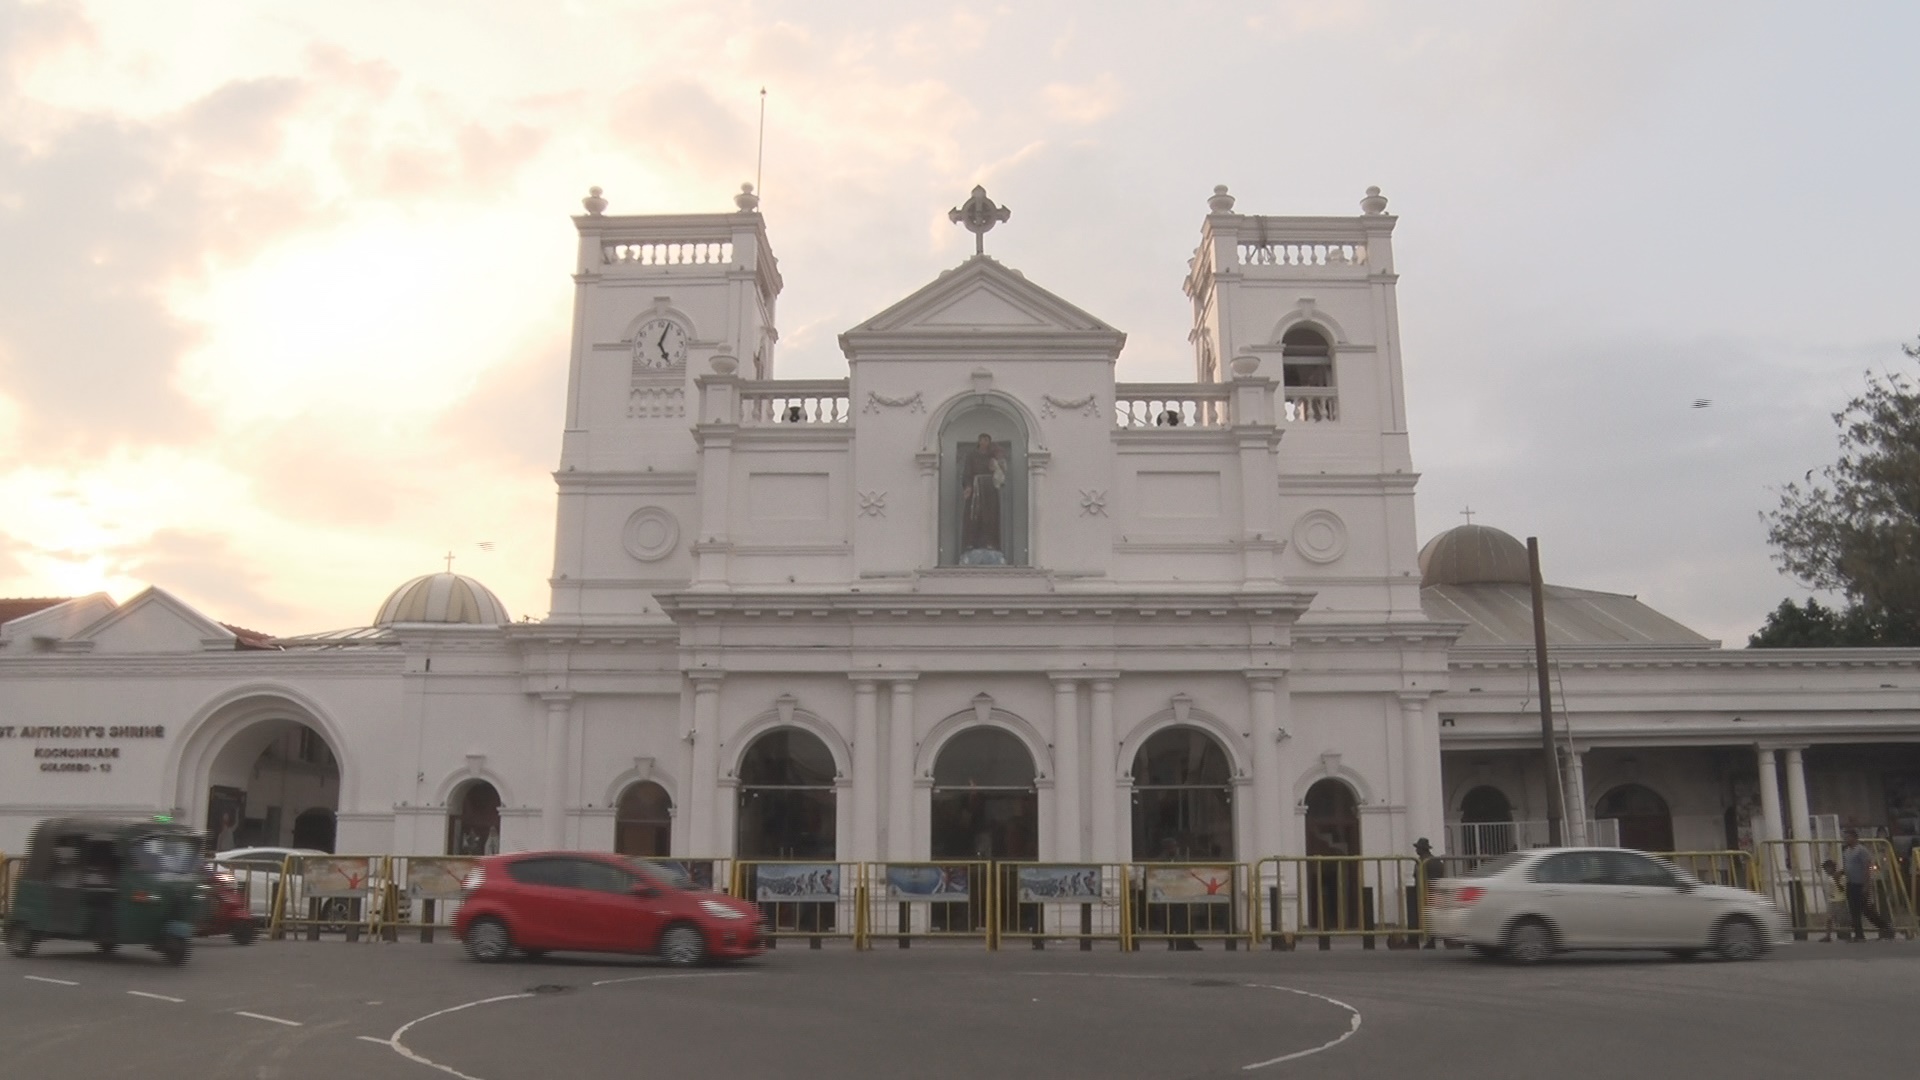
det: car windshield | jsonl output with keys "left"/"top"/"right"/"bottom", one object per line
{"left": 631, "top": 859, "right": 695, "bottom": 890}
{"left": 132, "top": 836, "right": 202, "bottom": 877}
{"left": 1466, "top": 852, "right": 1528, "bottom": 878}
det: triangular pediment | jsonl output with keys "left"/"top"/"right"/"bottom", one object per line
{"left": 842, "top": 256, "right": 1126, "bottom": 355}
{"left": 67, "top": 587, "right": 239, "bottom": 654}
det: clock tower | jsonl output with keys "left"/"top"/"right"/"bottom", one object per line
{"left": 548, "top": 184, "right": 783, "bottom": 622}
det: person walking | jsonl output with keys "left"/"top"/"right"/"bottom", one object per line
{"left": 1414, "top": 838, "right": 1447, "bottom": 949}
{"left": 1839, "top": 830, "right": 1893, "bottom": 942}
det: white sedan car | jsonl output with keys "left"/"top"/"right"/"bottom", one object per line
{"left": 215, "top": 847, "right": 326, "bottom": 919}
{"left": 1427, "top": 847, "right": 1791, "bottom": 963}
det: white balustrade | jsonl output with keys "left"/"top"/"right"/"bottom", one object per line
{"left": 1283, "top": 388, "right": 1339, "bottom": 423}
{"left": 740, "top": 380, "right": 851, "bottom": 425}
{"left": 1113, "top": 384, "right": 1232, "bottom": 429}
{"left": 602, "top": 240, "right": 735, "bottom": 266}
{"left": 1237, "top": 241, "right": 1368, "bottom": 268}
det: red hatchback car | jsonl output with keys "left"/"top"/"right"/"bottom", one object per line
{"left": 454, "top": 852, "right": 764, "bottom": 966}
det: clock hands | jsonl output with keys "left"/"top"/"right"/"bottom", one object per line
{"left": 657, "top": 325, "right": 672, "bottom": 365}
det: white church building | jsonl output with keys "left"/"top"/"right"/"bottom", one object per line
{"left": 3, "top": 183, "right": 1918, "bottom": 872}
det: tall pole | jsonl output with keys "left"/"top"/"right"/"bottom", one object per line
{"left": 755, "top": 88, "right": 766, "bottom": 198}
{"left": 1527, "top": 537, "right": 1564, "bottom": 847}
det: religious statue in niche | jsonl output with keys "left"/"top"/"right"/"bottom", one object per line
{"left": 958, "top": 433, "right": 1009, "bottom": 565}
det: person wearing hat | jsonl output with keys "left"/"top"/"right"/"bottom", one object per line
{"left": 1413, "top": 838, "right": 1447, "bottom": 949}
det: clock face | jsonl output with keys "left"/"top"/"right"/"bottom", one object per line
{"left": 633, "top": 318, "right": 688, "bottom": 370}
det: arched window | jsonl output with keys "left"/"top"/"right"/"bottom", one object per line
{"left": 1130, "top": 727, "right": 1234, "bottom": 860}
{"left": 447, "top": 781, "right": 501, "bottom": 855}
{"left": 1596, "top": 783, "right": 1673, "bottom": 852}
{"left": 1281, "top": 326, "right": 1337, "bottom": 422}
{"left": 1458, "top": 785, "right": 1516, "bottom": 856}
{"left": 736, "top": 728, "right": 837, "bottom": 859}
{"left": 938, "top": 402, "right": 1029, "bottom": 567}
{"left": 931, "top": 727, "right": 1038, "bottom": 860}
{"left": 1303, "top": 778, "right": 1362, "bottom": 929}
{"left": 615, "top": 781, "right": 673, "bottom": 857}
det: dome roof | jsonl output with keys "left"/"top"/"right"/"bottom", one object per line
{"left": 1419, "top": 524, "right": 1532, "bottom": 588}
{"left": 374, "top": 573, "right": 511, "bottom": 627}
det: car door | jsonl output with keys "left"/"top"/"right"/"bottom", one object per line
{"left": 502, "top": 857, "right": 583, "bottom": 950}
{"left": 567, "top": 858, "right": 669, "bottom": 954}
{"left": 1602, "top": 852, "right": 1708, "bottom": 947}
{"left": 1529, "top": 851, "right": 1619, "bottom": 948}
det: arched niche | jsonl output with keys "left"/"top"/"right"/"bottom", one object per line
{"left": 937, "top": 399, "right": 1030, "bottom": 567}
{"left": 615, "top": 781, "right": 673, "bottom": 857}
{"left": 447, "top": 779, "right": 502, "bottom": 855}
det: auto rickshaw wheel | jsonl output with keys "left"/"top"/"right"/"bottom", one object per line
{"left": 95, "top": 939, "right": 118, "bottom": 956}
{"left": 158, "top": 935, "right": 189, "bottom": 966}
{"left": 5, "top": 921, "right": 36, "bottom": 958}
{"left": 232, "top": 922, "right": 257, "bottom": 946}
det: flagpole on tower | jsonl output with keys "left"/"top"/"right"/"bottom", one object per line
{"left": 755, "top": 87, "right": 767, "bottom": 200}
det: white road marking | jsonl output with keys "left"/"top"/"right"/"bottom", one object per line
{"left": 1017, "top": 971, "right": 1364, "bottom": 1072}
{"left": 236, "top": 1011, "right": 304, "bottom": 1027}
{"left": 357, "top": 1035, "right": 394, "bottom": 1046}
{"left": 23, "top": 975, "right": 78, "bottom": 986}
{"left": 128, "top": 990, "right": 185, "bottom": 1003}
{"left": 589, "top": 970, "right": 738, "bottom": 988}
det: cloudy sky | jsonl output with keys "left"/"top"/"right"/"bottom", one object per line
{"left": 0, "top": 0, "right": 1914, "bottom": 644}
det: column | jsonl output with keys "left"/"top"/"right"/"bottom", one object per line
{"left": 887, "top": 679, "right": 917, "bottom": 860}
{"left": 1088, "top": 678, "right": 1118, "bottom": 863}
{"left": 1249, "top": 676, "right": 1283, "bottom": 861}
{"left": 1784, "top": 747, "right": 1811, "bottom": 841}
{"left": 1398, "top": 693, "right": 1442, "bottom": 854}
{"left": 1051, "top": 677, "right": 1082, "bottom": 860}
{"left": 1756, "top": 747, "right": 1784, "bottom": 845}
{"left": 851, "top": 679, "right": 880, "bottom": 862}
{"left": 1564, "top": 748, "right": 1590, "bottom": 847}
{"left": 541, "top": 694, "right": 572, "bottom": 850}
{"left": 687, "top": 677, "right": 721, "bottom": 853}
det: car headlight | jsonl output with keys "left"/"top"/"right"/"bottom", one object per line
{"left": 699, "top": 899, "right": 747, "bottom": 920}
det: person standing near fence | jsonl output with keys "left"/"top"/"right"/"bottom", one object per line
{"left": 1414, "top": 838, "right": 1446, "bottom": 949}
{"left": 1840, "top": 830, "right": 1893, "bottom": 942}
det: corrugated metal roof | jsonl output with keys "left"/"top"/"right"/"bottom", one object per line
{"left": 1420, "top": 582, "right": 1715, "bottom": 648}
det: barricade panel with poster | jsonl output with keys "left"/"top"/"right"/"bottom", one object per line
{"left": 996, "top": 863, "right": 1129, "bottom": 950}
{"left": 382, "top": 856, "right": 476, "bottom": 942}
{"left": 1253, "top": 855, "right": 1421, "bottom": 949}
{"left": 268, "top": 854, "right": 388, "bottom": 942}
{"left": 862, "top": 861, "right": 992, "bottom": 947}
{"left": 1129, "top": 862, "right": 1249, "bottom": 950}
{"left": 731, "top": 860, "right": 865, "bottom": 948}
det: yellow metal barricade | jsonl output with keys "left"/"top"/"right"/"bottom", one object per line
{"left": 1653, "top": 851, "right": 1757, "bottom": 892}
{"left": 731, "top": 860, "right": 865, "bottom": 949}
{"left": 861, "top": 861, "right": 993, "bottom": 948}
{"left": 213, "top": 857, "right": 291, "bottom": 934}
{"left": 1253, "top": 856, "right": 1420, "bottom": 950}
{"left": 0, "top": 853, "right": 13, "bottom": 921}
{"left": 994, "top": 863, "right": 1129, "bottom": 951}
{"left": 1129, "top": 862, "right": 1250, "bottom": 950}
{"left": 383, "top": 856, "right": 477, "bottom": 942}
{"left": 268, "top": 854, "right": 389, "bottom": 942}
{"left": 1758, "top": 838, "right": 1913, "bottom": 940}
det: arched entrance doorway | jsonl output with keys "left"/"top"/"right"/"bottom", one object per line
{"left": 735, "top": 728, "right": 837, "bottom": 860}
{"left": 615, "top": 781, "right": 672, "bottom": 857}
{"left": 447, "top": 781, "right": 501, "bottom": 855}
{"left": 1597, "top": 783, "right": 1673, "bottom": 852}
{"left": 1304, "top": 778, "right": 1362, "bottom": 930}
{"left": 1459, "top": 785, "right": 1516, "bottom": 856}
{"left": 931, "top": 727, "right": 1038, "bottom": 860}
{"left": 1130, "top": 727, "right": 1235, "bottom": 861}
{"left": 203, "top": 718, "right": 341, "bottom": 854}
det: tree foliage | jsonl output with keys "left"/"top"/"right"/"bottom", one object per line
{"left": 1757, "top": 338, "right": 1920, "bottom": 647}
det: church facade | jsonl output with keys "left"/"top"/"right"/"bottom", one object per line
{"left": 2, "top": 184, "right": 1917, "bottom": 869}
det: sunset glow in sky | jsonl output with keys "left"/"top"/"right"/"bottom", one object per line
{"left": 1, "top": 1, "right": 1916, "bottom": 643}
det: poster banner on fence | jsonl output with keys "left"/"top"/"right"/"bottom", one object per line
{"left": 303, "top": 857, "right": 373, "bottom": 898}
{"left": 1144, "top": 866, "right": 1234, "bottom": 904}
{"left": 885, "top": 865, "right": 970, "bottom": 901}
{"left": 659, "top": 859, "right": 717, "bottom": 892}
{"left": 753, "top": 863, "right": 840, "bottom": 903}
{"left": 407, "top": 858, "right": 474, "bottom": 900}
{"left": 1016, "top": 865, "right": 1103, "bottom": 903}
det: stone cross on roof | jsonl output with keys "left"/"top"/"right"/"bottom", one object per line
{"left": 949, "top": 185, "right": 1011, "bottom": 255}
{"left": 1459, "top": 506, "right": 1476, "bottom": 525}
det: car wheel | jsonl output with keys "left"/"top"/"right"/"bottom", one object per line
{"left": 1504, "top": 918, "right": 1554, "bottom": 964}
{"left": 6, "top": 922, "right": 38, "bottom": 958}
{"left": 658, "top": 923, "right": 706, "bottom": 967}
{"left": 465, "top": 917, "right": 512, "bottom": 963}
{"left": 1714, "top": 916, "right": 1764, "bottom": 962}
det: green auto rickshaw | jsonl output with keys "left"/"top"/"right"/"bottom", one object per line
{"left": 5, "top": 816, "right": 206, "bottom": 965}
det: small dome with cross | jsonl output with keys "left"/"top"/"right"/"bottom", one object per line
{"left": 374, "top": 573, "right": 511, "bottom": 627}
{"left": 1418, "top": 524, "right": 1531, "bottom": 587}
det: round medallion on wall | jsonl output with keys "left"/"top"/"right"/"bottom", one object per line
{"left": 1292, "top": 510, "right": 1349, "bottom": 565}
{"left": 622, "top": 507, "right": 680, "bottom": 562}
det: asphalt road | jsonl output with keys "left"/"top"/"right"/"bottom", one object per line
{"left": 2, "top": 935, "right": 1914, "bottom": 1080}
